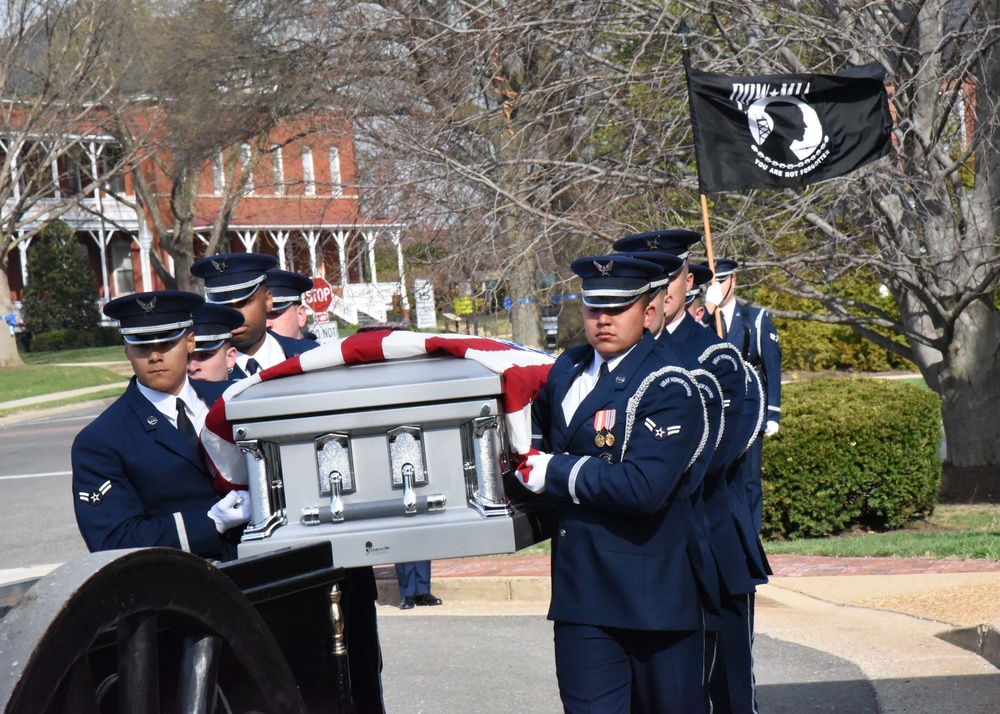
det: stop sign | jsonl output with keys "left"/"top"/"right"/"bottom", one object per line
{"left": 303, "top": 277, "right": 334, "bottom": 322}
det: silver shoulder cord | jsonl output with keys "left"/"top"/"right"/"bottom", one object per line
{"left": 621, "top": 365, "right": 709, "bottom": 473}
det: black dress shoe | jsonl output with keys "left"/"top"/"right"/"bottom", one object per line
{"left": 399, "top": 596, "right": 415, "bottom": 610}
{"left": 414, "top": 593, "right": 443, "bottom": 606}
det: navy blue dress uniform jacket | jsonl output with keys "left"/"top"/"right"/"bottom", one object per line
{"left": 72, "top": 377, "right": 230, "bottom": 559}
{"left": 728, "top": 364, "right": 771, "bottom": 581}
{"left": 664, "top": 314, "right": 760, "bottom": 598}
{"left": 668, "top": 314, "right": 749, "bottom": 469}
{"left": 531, "top": 331, "right": 710, "bottom": 632}
{"left": 723, "top": 302, "right": 781, "bottom": 427}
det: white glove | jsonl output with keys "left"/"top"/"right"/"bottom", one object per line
{"left": 519, "top": 453, "right": 552, "bottom": 494}
{"left": 208, "top": 490, "right": 251, "bottom": 533}
{"left": 765, "top": 420, "right": 779, "bottom": 437}
{"left": 704, "top": 281, "right": 724, "bottom": 308}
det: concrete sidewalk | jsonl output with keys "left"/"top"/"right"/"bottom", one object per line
{"left": 373, "top": 553, "right": 1000, "bottom": 673}
{"left": 373, "top": 553, "right": 1000, "bottom": 711}
{"left": 0, "top": 382, "right": 128, "bottom": 412}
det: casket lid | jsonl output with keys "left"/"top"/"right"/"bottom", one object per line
{"left": 224, "top": 355, "right": 502, "bottom": 422}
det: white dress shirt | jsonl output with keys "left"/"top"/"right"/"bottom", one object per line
{"left": 236, "top": 331, "right": 285, "bottom": 374}
{"left": 136, "top": 378, "right": 209, "bottom": 435}
{"left": 561, "top": 348, "right": 634, "bottom": 424}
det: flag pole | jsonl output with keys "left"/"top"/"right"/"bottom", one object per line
{"left": 699, "top": 194, "right": 725, "bottom": 338}
{"left": 680, "top": 19, "right": 725, "bottom": 338}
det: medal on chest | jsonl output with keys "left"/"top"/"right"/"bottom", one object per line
{"left": 593, "top": 409, "right": 616, "bottom": 447}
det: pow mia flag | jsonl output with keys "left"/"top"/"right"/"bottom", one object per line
{"left": 686, "top": 63, "right": 893, "bottom": 193}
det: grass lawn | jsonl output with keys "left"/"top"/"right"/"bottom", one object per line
{"left": 0, "top": 364, "right": 126, "bottom": 403}
{"left": 763, "top": 504, "right": 1000, "bottom": 560}
{"left": 21, "top": 345, "right": 127, "bottom": 365}
{"left": 509, "top": 505, "right": 1000, "bottom": 561}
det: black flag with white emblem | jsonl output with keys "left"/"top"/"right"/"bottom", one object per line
{"left": 685, "top": 63, "right": 893, "bottom": 193}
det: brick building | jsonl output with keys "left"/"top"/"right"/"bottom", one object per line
{"left": 5, "top": 113, "right": 406, "bottom": 328}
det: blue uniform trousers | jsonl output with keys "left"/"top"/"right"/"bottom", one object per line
{"left": 709, "top": 592, "right": 757, "bottom": 714}
{"left": 554, "top": 621, "right": 707, "bottom": 714}
{"left": 395, "top": 561, "right": 432, "bottom": 598}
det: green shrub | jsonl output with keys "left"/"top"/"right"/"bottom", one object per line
{"left": 742, "top": 275, "right": 913, "bottom": 373}
{"left": 773, "top": 317, "right": 911, "bottom": 372}
{"left": 21, "top": 220, "right": 101, "bottom": 333}
{"left": 29, "top": 327, "right": 121, "bottom": 352}
{"left": 761, "top": 378, "right": 941, "bottom": 540}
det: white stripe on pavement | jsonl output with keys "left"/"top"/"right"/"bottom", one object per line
{"left": 0, "top": 471, "right": 71, "bottom": 481}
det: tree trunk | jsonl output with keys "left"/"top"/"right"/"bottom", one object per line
{"left": 173, "top": 253, "right": 198, "bottom": 293}
{"left": 0, "top": 265, "right": 25, "bottom": 367}
{"left": 167, "top": 167, "right": 200, "bottom": 294}
{"left": 507, "top": 259, "right": 542, "bottom": 349}
{"left": 934, "top": 300, "right": 1000, "bottom": 468}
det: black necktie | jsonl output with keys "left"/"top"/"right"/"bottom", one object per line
{"left": 246, "top": 358, "right": 261, "bottom": 375}
{"left": 597, "top": 361, "right": 609, "bottom": 384}
{"left": 175, "top": 397, "right": 198, "bottom": 444}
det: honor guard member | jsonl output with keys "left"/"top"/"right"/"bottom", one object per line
{"left": 615, "top": 231, "right": 769, "bottom": 714}
{"left": 686, "top": 264, "right": 710, "bottom": 322}
{"left": 703, "top": 258, "right": 782, "bottom": 533}
{"left": 522, "top": 254, "right": 711, "bottom": 713}
{"left": 613, "top": 231, "right": 749, "bottom": 467}
{"left": 187, "top": 302, "right": 243, "bottom": 382}
{"left": 72, "top": 291, "right": 249, "bottom": 561}
{"left": 265, "top": 267, "right": 317, "bottom": 341}
{"left": 193, "top": 252, "right": 384, "bottom": 714}
{"left": 190, "top": 253, "right": 318, "bottom": 379}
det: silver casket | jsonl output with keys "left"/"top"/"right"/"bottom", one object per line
{"left": 225, "top": 355, "right": 550, "bottom": 567}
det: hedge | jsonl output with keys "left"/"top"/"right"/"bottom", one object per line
{"left": 27, "top": 327, "right": 122, "bottom": 352}
{"left": 761, "top": 377, "right": 941, "bottom": 540}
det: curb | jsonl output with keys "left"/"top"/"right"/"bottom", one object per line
{"left": 375, "top": 576, "right": 550, "bottom": 608}
{"left": 938, "top": 621, "right": 1000, "bottom": 671}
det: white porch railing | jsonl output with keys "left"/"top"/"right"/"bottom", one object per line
{"left": 3, "top": 195, "right": 138, "bottom": 232}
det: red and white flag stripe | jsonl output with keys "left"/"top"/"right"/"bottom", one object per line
{"left": 202, "top": 329, "right": 554, "bottom": 492}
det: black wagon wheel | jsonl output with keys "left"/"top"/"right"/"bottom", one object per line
{"left": 0, "top": 548, "right": 306, "bottom": 714}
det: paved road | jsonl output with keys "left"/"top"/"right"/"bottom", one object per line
{"left": 0, "top": 404, "right": 103, "bottom": 570}
{"left": 377, "top": 612, "right": 878, "bottom": 713}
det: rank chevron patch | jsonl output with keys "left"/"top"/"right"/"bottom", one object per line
{"left": 644, "top": 418, "right": 681, "bottom": 440}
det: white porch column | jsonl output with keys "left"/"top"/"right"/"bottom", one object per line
{"left": 334, "top": 230, "right": 348, "bottom": 289}
{"left": 236, "top": 230, "right": 257, "bottom": 253}
{"left": 137, "top": 220, "right": 154, "bottom": 292}
{"left": 270, "top": 230, "right": 290, "bottom": 269}
{"left": 305, "top": 230, "right": 319, "bottom": 275}
{"left": 90, "top": 141, "right": 112, "bottom": 298}
{"left": 50, "top": 155, "right": 61, "bottom": 199}
{"left": 392, "top": 229, "right": 409, "bottom": 312}
{"left": 364, "top": 230, "right": 378, "bottom": 284}
{"left": 18, "top": 238, "right": 29, "bottom": 286}
{"left": 7, "top": 139, "right": 21, "bottom": 202}
{"left": 95, "top": 229, "right": 110, "bottom": 300}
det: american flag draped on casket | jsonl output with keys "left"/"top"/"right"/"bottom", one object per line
{"left": 201, "top": 329, "right": 555, "bottom": 493}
